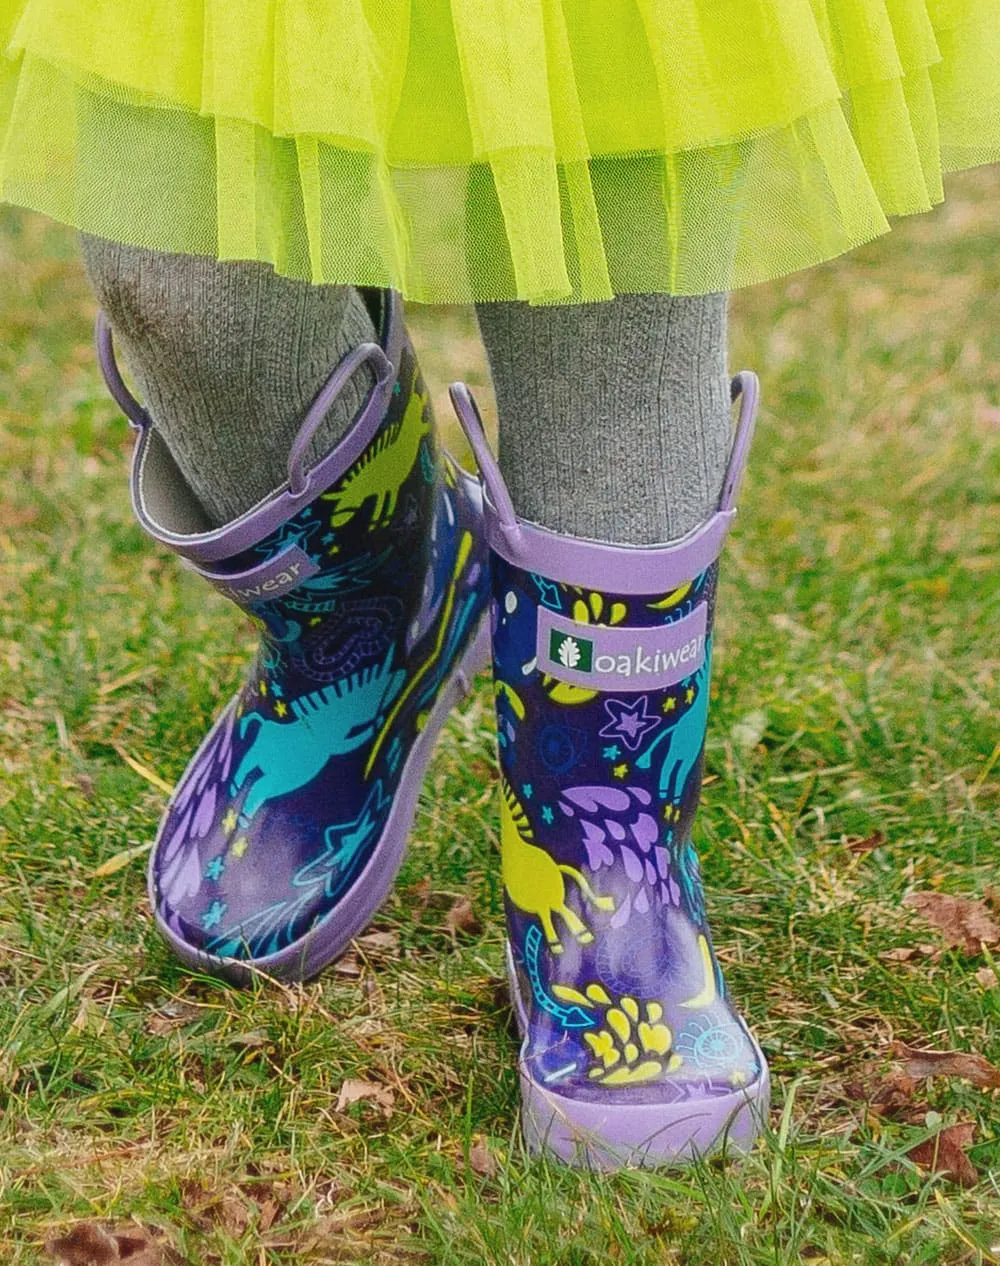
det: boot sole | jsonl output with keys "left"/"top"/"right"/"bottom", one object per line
{"left": 150, "top": 613, "right": 491, "bottom": 984}
{"left": 506, "top": 945, "right": 770, "bottom": 1170}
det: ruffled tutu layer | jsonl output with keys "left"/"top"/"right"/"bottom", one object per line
{"left": 2, "top": 0, "right": 999, "bottom": 302}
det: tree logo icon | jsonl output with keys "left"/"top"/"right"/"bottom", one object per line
{"left": 549, "top": 630, "right": 593, "bottom": 673}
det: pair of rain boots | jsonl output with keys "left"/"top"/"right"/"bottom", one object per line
{"left": 97, "top": 290, "right": 769, "bottom": 1168}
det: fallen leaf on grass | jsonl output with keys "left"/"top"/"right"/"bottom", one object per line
{"left": 893, "top": 1043, "right": 1000, "bottom": 1089}
{"left": 903, "top": 891, "right": 1000, "bottom": 955}
{"left": 45, "top": 1223, "right": 184, "bottom": 1266}
{"left": 46, "top": 1225, "right": 120, "bottom": 1266}
{"left": 841, "top": 1067, "right": 924, "bottom": 1123}
{"left": 975, "top": 967, "right": 997, "bottom": 990}
{"left": 877, "top": 943, "right": 940, "bottom": 964}
{"left": 355, "top": 930, "right": 400, "bottom": 954}
{"left": 92, "top": 842, "right": 154, "bottom": 878}
{"left": 844, "top": 831, "right": 885, "bottom": 854}
{"left": 468, "top": 1136, "right": 497, "bottom": 1177}
{"left": 335, "top": 1078, "right": 395, "bottom": 1115}
{"left": 333, "top": 952, "right": 361, "bottom": 978}
{"left": 145, "top": 1001, "right": 202, "bottom": 1036}
{"left": 444, "top": 897, "right": 481, "bottom": 937}
{"left": 179, "top": 1178, "right": 293, "bottom": 1239}
{"left": 907, "top": 1121, "right": 979, "bottom": 1188}
{"left": 411, "top": 876, "right": 433, "bottom": 918}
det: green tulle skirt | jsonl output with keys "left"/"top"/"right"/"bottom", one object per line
{"left": 1, "top": 1, "right": 999, "bottom": 303}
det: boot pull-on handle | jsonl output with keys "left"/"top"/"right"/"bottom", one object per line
{"left": 721, "top": 370, "right": 760, "bottom": 514}
{"left": 452, "top": 371, "right": 761, "bottom": 527}
{"left": 95, "top": 312, "right": 151, "bottom": 431}
{"left": 287, "top": 341, "right": 394, "bottom": 497}
{"left": 96, "top": 311, "right": 394, "bottom": 499}
{"left": 449, "top": 382, "right": 520, "bottom": 529}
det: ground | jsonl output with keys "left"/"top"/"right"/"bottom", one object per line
{"left": 0, "top": 169, "right": 998, "bottom": 1265}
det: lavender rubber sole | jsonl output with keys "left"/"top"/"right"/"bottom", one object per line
{"left": 150, "top": 614, "right": 491, "bottom": 985}
{"left": 506, "top": 945, "right": 770, "bottom": 1170}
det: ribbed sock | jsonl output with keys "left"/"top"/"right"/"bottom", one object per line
{"left": 81, "top": 238, "right": 377, "bottom": 527}
{"left": 476, "top": 294, "right": 731, "bottom": 545}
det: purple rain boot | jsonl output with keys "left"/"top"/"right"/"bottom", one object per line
{"left": 451, "top": 376, "right": 770, "bottom": 1169}
{"left": 97, "top": 292, "right": 490, "bottom": 984}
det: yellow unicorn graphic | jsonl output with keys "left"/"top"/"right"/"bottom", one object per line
{"left": 501, "top": 782, "right": 614, "bottom": 954}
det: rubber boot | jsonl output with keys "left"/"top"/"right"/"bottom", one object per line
{"left": 451, "top": 375, "right": 769, "bottom": 1168}
{"left": 97, "top": 292, "right": 490, "bottom": 983}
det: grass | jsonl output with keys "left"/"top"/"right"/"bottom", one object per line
{"left": 1, "top": 170, "right": 998, "bottom": 1264}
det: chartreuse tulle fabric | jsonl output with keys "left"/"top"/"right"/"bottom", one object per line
{"left": 1, "top": 1, "right": 999, "bottom": 302}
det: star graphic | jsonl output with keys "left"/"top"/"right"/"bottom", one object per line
{"left": 275, "top": 701, "right": 288, "bottom": 718}
{"left": 310, "top": 616, "right": 322, "bottom": 626}
{"left": 201, "top": 899, "right": 227, "bottom": 930}
{"left": 522, "top": 783, "right": 533, "bottom": 800}
{"left": 259, "top": 681, "right": 268, "bottom": 696}
{"left": 599, "top": 696, "right": 661, "bottom": 752}
{"left": 322, "top": 532, "right": 335, "bottom": 544}
{"left": 662, "top": 696, "right": 677, "bottom": 713}
{"left": 541, "top": 805, "right": 554, "bottom": 825}
{"left": 685, "top": 686, "right": 695, "bottom": 704}
{"left": 271, "top": 683, "right": 283, "bottom": 698}
{"left": 231, "top": 837, "right": 249, "bottom": 859}
{"left": 204, "top": 855, "right": 225, "bottom": 882}
{"left": 612, "top": 763, "right": 629, "bottom": 780}
{"left": 222, "top": 809, "right": 238, "bottom": 833}
{"left": 531, "top": 573, "right": 562, "bottom": 611}
{"left": 602, "top": 744, "right": 620, "bottom": 760}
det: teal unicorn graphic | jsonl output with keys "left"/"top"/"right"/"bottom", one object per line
{"left": 231, "top": 652, "right": 405, "bottom": 820}
{"left": 635, "top": 639, "right": 712, "bottom": 809}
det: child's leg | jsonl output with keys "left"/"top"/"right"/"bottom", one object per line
{"left": 90, "top": 260, "right": 493, "bottom": 984}
{"left": 81, "top": 237, "right": 377, "bottom": 526}
{"left": 467, "top": 293, "right": 768, "bottom": 1168}
{"left": 477, "top": 293, "right": 730, "bottom": 543}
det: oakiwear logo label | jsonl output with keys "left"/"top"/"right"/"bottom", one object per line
{"left": 193, "top": 544, "right": 321, "bottom": 608}
{"left": 537, "top": 601, "right": 708, "bottom": 692}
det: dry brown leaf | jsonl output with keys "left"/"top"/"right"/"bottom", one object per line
{"left": 975, "top": 966, "right": 998, "bottom": 990}
{"left": 46, "top": 1225, "right": 119, "bottom": 1266}
{"left": 842, "top": 1068, "right": 924, "bottom": 1123}
{"left": 355, "top": 930, "right": 400, "bottom": 954}
{"left": 335, "top": 1078, "right": 395, "bottom": 1115}
{"left": 444, "top": 897, "right": 481, "bottom": 937}
{"left": 468, "top": 1136, "right": 497, "bottom": 1178}
{"left": 256, "top": 1199, "right": 281, "bottom": 1235}
{"left": 879, "top": 947, "right": 920, "bottom": 963}
{"left": 893, "top": 1043, "right": 1000, "bottom": 1089}
{"left": 45, "top": 1224, "right": 169, "bottom": 1266}
{"left": 844, "top": 831, "right": 886, "bottom": 854}
{"left": 411, "top": 876, "right": 433, "bottom": 917}
{"left": 145, "top": 1002, "right": 202, "bottom": 1036}
{"left": 333, "top": 952, "right": 361, "bottom": 978}
{"left": 907, "top": 1121, "right": 979, "bottom": 1188}
{"left": 216, "top": 1194, "right": 252, "bottom": 1238}
{"left": 903, "top": 891, "right": 1000, "bottom": 955}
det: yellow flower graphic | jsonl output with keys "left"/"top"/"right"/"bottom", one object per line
{"left": 550, "top": 982, "right": 682, "bottom": 1086}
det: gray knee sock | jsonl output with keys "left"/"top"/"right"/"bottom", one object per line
{"left": 476, "top": 294, "right": 731, "bottom": 545}
{"left": 82, "top": 238, "right": 377, "bottom": 527}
